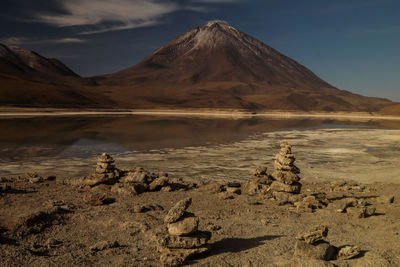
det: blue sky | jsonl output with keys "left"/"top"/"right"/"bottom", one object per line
{"left": 0, "top": 0, "right": 399, "bottom": 101}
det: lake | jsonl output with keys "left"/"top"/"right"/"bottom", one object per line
{"left": 1, "top": 115, "right": 400, "bottom": 183}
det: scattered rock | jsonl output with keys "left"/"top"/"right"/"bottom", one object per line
{"left": 294, "top": 240, "right": 337, "bottom": 261}
{"left": 226, "top": 187, "right": 241, "bottom": 195}
{"left": 149, "top": 176, "right": 170, "bottom": 191}
{"left": 227, "top": 182, "right": 241, "bottom": 188}
{"left": 337, "top": 245, "right": 361, "bottom": 260}
{"left": 25, "top": 172, "right": 44, "bottom": 183}
{"left": 296, "top": 226, "right": 329, "bottom": 245}
{"left": 347, "top": 206, "right": 376, "bottom": 218}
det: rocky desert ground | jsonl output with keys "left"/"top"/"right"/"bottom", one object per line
{"left": 1, "top": 141, "right": 400, "bottom": 266}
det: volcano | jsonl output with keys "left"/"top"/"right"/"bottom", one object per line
{"left": 0, "top": 22, "right": 393, "bottom": 111}
{"left": 97, "top": 21, "right": 391, "bottom": 111}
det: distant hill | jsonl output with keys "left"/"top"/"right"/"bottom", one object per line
{"left": 0, "top": 23, "right": 394, "bottom": 111}
{"left": 380, "top": 104, "right": 400, "bottom": 115}
{"left": 0, "top": 44, "right": 111, "bottom": 107}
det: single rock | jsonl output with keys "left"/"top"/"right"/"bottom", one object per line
{"left": 346, "top": 206, "right": 376, "bottom": 218}
{"left": 227, "top": 182, "right": 241, "bottom": 188}
{"left": 226, "top": 187, "right": 241, "bottom": 195}
{"left": 26, "top": 172, "right": 44, "bottom": 183}
{"left": 157, "top": 231, "right": 211, "bottom": 248}
{"left": 294, "top": 240, "right": 337, "bottom": 261}
{"left": 149, "top": 176, "right": 170, "bottom": 191}
{"left": 164, "top": 198, "right": 192, "bottom": 223}
{"left": 270, "top": 181, "right": 301, "bottom": 194}
{"left": 337, "top": 245, "right": 361, "bottom": 260}
{"left": 167, "top": 216, "right": 199, "bottom": 236}
{"left": 296, "top": 226, "right": 329, "bottom": 245}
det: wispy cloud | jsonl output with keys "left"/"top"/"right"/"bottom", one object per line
{"left": 35, "top": 0, "right": 179, "bottom": 34}
{"left": 33, "top": 0, "right": 241, "bottom": 34}
{"left": 0, "top": 37, "right": 87, "bottom": 45}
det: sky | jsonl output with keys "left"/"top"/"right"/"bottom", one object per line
{"left": 0, "top": 0, "right": 399, "bottom": 101}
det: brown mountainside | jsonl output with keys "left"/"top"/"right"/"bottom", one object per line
{"left": 97, "top": 21, "right": 391, "bottom": 111}
{"left": 0, "top": 22, "right": 394, "bottom": 111}
{"left": 0, "top": 44, "right": 111, "bottom": 107}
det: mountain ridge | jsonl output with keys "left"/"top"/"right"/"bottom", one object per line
{"left": 0, "top": 22, "right": 394, "bottom": 111}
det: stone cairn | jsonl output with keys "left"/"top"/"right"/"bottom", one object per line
{"left": 156, "top": 198, "right": 211, "bottom": 266}
{"left": 247, "top": 165, "right": 274, "bottom": 195}
{"left": 65, "top": 153, "right": 119, "bottom": 187}
{"left": 95, "top": 153, "right": 119, "bottom": 181}
{"left": 270, "top": 141, "right": 301, "bottom": 195}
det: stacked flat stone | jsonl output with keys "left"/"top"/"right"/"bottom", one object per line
{"left": 95, "top": 153, "right": 118, "bottom": 180}
{"left": 157, "top": 198, "right": 211, "bottom": 266}
{"left": 247, "top": 166, "right": 274, "bottom": 195}
{"left": 270, "top": 141, "right": 301, "bottom": 194}
{"left": 64, "top": 153, "right": 119, "bottom": 187}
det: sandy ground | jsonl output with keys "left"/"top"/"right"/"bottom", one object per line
{"left": 1, "top": 171, "right": 400, "bottom": 266}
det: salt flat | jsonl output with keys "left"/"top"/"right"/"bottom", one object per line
{"left": 2, "top": 128, "right": 399, "bottom": 184}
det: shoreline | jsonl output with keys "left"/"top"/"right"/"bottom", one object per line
{"left": 0, "top": 108, "right": 400, "bottom": 121}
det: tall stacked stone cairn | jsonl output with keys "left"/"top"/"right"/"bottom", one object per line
{"left": 156, "top": 197, "right": 211, "bottom": 266}
{"left": 65, "top": 153, "right": 119, "bottom": 187}
{"left": 270, "top": 141, "right": 302, "bottom": 197}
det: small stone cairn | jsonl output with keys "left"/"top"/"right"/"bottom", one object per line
{"left": 270, "top": 141, "right": 301, "bottom": 195}
{"left": 156, "top": 198, "right": 211, "bottom": 266}
{"left": 247, "top": 165, "right": 274, "bottom": 195}
{"left": 95, "top": 153, "right": 119, "bottom": 180}
{"left": 65, "top": 153, "right": 119, "bottom": 187}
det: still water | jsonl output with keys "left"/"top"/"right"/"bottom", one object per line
{"left": 0, "top": 115, "right": 399, "bottom": 182}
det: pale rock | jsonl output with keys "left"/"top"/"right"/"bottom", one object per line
{"left": 164, "top": 198, "right": 192, "bottom": 223}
